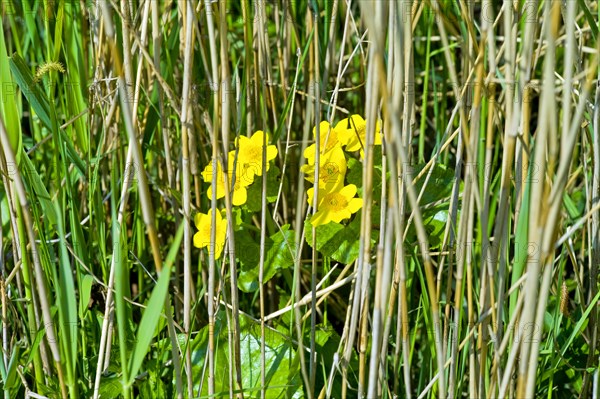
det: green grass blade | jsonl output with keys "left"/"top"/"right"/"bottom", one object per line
{"left": 0, "top": 17, "right": 22, "bottom": 164}
{"left": 8, "top": 52, "right": 52, "bottom": 130}
{"left": 127, "top": 245, "right": 176, "bottom": 384}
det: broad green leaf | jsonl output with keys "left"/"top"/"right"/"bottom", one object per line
{"left": 305, "top": 325, "right": 359, "bottom": 399}
{"left": 244, "top": 165, "right": 281, "bottom": 212}
{"left": 98, "top": 374, "right": 123, "bottom": 399}
{"left": 423, "top": 208, "right": 449, "bottom": 250}
{"left": 305, "top": 212, "right": 372, "bottom": 265}
{"left": 345, "top": 151, "right": 383, "bottom": 199}
{"left": 237, "top": 225, "right": 296, "bottom": 292}
{"left": 192, "top": 312, "right": 303, "bottom": 398}
{"left": 411, "top": 162, "right": 455, "bottom": 206}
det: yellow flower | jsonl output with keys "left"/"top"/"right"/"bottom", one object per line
{"left": 338, "top": 115, "right": 382, "bottom": 156}
{"left": 193, "top": 209, "right": 228, "bottom": 259}
{"left": 235, "top": 130, "right": 278, "bottom": 181}
{"left": 301, "top": 145, "right": 346, "bottom": 193}
{"left": 201, "top": 156, "right": 251, "bottom": 206}
{"left": 308, "top": 184, "right": 363, "bottom": 226}
{"left": 304, "top": 121, "right": 344, "bottom": 165}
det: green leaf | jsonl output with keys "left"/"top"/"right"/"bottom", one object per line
{"left": 192, "top": 312, "right": 303, "bottom": 398}
{"left": 345, "top": 157, "right": 362, "bottom": 190}
{"left": 560, "top": 289, "right": 600, "bottom": 359}
{"left": 98, "top": 374, "right": 123, "bottom": 399}
{"left": 411, "top": 162, "right": 455, "bottom": 206}
{"left": 423, "top": 208, "right": 449, "bottom": 249}
{"left": 577, "top": 0, "right": 598, "bottom": 40}
{"left": 3, "top": 345, "right": 20, "bottom": 390}
{"left": 244, "top": 165, "right": 281, "bottom": 212}
{"left": 0, "top": 18, "right": 22, "bottom": 164}
{"left": 9, "top": 53, "right": 53, "bottom": 131}
{"left": 305, "top": 212, "right": 372, "bottom": 265}
{"left": 237, "top": 225, "right": 296, "bottom": 292}
{"left": 563, "top": 191, "right": 584, "bottom": 221}
{"left": 305, "top": 325, "right": 359, "bottom": 399}
{"left": 20, "top": 150, "right": 58, "bottom": 226}
{"left": 78, "top": 274, "right": 94, "bottom": 318}
{"left": 54, "top": 200, "right": 78, "bottom": 378}
{"left": 127, "top": 264, "right": 172, "bottom": 384}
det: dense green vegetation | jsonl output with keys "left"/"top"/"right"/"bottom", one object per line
{"left": 1, "top": 1, "right": 599, "bottom": 398}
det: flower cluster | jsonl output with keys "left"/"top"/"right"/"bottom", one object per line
{"left": 194, "top": 131, "right": 278, "bottom": 258}
{"left": 301, "top": 115, "right": 381, "bottom": 227}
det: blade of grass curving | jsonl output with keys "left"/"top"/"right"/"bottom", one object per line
{"left": 128, "top": 224, "right": 182, "bottom": 385}
{"left": 8, "top": 53, "right": 52, "bottom": 130}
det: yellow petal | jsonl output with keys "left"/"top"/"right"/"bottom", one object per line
{"left": 321, "top": 177, "right": 344, "bottom": 194}
{"left": 194, "top": 213, "right": 205, "bottom": 230}
{"left": 321, "top": 146, "right": 347, "bottom": 177}
{"left": 344, "top": 115, "right": 367, "bottom": 152}
{"left": 330, "top": 208, "right": 351, "bottom": 223}
{"left": 193, "top": 231, "right": 207, "bottom": 249}
{"left": 312, "top": 121, "right": 331, "bottom": 140}
{"left": 304, "top": 144, "right": 317, "bottom": 164}
{"left": 232, "top": 186, "right": 247, "bottom": 206}
{"left": 335, "top": 118, "right": 352, "bottom": 146}
{"left": 266, "top": 144, "right": 278, "bottom": 161}
{"left": 349, "top": 114, "right": 366, "bottom": 128}
{"left": 251, "top": 130, "right": 270, "bottom": 147}
{"left": 335, "top": 118, "right": 349, "bottom": 131}
{"left": 201, "top": 161, "right": 221, "bottom": 182}
{"left": 339, "top": 184, "right": 357, "bottom": 199}
{"left": 373, "top": 120, "right": 382, "bottom": 145}
{"left": 307, "top": 187, "right": 317, "bottom": 205}
{"left": 310, "top": 209, "right": 331, "bottom": 226}
{"left": 300, "top": 165, "right": 315, "bottom": 183}
{"left": 235, "top": 135, "right": 251, "bottom": 148}
{"left": 347, "top": 198, "right": 363, "bottom": 214}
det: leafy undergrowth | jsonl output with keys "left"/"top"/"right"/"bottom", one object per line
{"left": 1, "top": 1, "right": 600, "bottom": 399}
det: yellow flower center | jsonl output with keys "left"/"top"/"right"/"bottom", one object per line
{"left": 320, "top": 163, "right": 340, "bottom": 183}
{"left": 325, "top": 192, "right": 347, "bottom": 211}
{"left": 247, "top": 144, "right": 262, "bottom": 160}
{"left": 201, "top": 224, "right": 212, "bottom": 239}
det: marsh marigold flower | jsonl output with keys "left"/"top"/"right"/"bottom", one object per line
{"left": 308, "top": 184, "right": 363, "bottom": 226}
{"left": 338, "top": 114, "right": 382, "bottom": 157}
{"left": 301, "top": 145, "right": 347, "bottom": 193}
{"left": 193, "top": 209, "right": 228, "bottom": 259}
{"left": 302, "top": 121, "right": 349, "bottom": 194}
{"left": 201, "top": 157, "right": 251, "bottom": 206}
{"left": 304, "top": 121, "right": 346, "bottom": 165}
{"left": 235, "top": 130, "right": 278, "bottom": 181}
